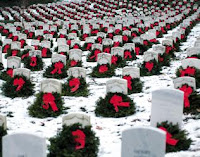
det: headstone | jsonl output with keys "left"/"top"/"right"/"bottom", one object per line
{"left": 186, "top": 47, "right": 200, "bottom": 57}
{"left": 97, "top": 53, "right": 112, "bottom": 65}
{"left": 152, "top": 45, "right": 166, "bottom": 55}
{"left": 143, "top": 51, "right": 158, "bottom": 62}
{"left": 122, "top": 67, "right": 140, "bottom": 78}
{"left": 41, "top": 40, "right": 51, "bottom": 49}
{"left": 51, "top": 54, "right": 66, "bottom": 65}
{"left": 31, "top": 40, "right": 40, "bottom": 46}
{"left": 29, "top": 50, "right": 42, "bottom": 57}
{"left": 58, "top": 45, "right": 69, "bottom": 53}
{"left": 62, "top": 113, "right": 91, "bottom": 127}
{"left": 174, "top": 77, "right": 196, "bottom": 90}
{"left": 57, "top": 38, "right": 67, "bottom": 46}
{"left": 41, "top": 79, "right": 62, "bottom": 94}
{"left": 123, "top": 43, "right": 135, "bottom": 51}
{"left": 11, "top": 42, "right": 21, "bottom": 50}
{"left": 68, "top": 67, "right": 86, "bottom": 78}
{"left": 69, "top": 49, "right": 82, "bottom": 61}
{"left": 121, "top": 126, "right": 166, "bottom": 157}
{"left": 111, "top": 47, "right": 124, "bottom": 57}
{"left": 182, "top": 58, "right": 200, "bottom": 70}
{"left": 162, "top": 39, "right": 173, "bottom": 46}
{"left": 0, "top": 115, "right": 7, "bottom": 129}
{"left": 92, "top": 44, "right": 103, "bottom": 51}
{"left": 102, "top": 38, "right": 113, "bottom": 46}
{"left": 151, "top": 89, "right": 184, "bottom": 128}
{"left": 13, "top": 68, "right": 31, "bottom": 79}
{"left": 3, "top": 133, "right": 47, "bottom": 157}
{"left": 71, "top": 40, "right": 80, "bottom": 47}
{"left": 7, "top": 56, "right": 21, "bottom": 69}
{"left": 106, "top": 78, "right": 128, "bottom": 94}
{"left": 3, "top": 39, "right": 12, "bottom": 46}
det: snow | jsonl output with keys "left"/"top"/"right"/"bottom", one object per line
{"left": 1, "top": 9, "right": 200, "bottom": 157}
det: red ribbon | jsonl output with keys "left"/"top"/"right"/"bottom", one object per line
{"left": 22, "top": 53, "right": 29, "bottom": 59}
{"left": 113, "top": 41, "right": 120, "bottom": 47}
{"left": 30, "top": 57, "right": 37, "bottom": 67}
{"left": 115, "top": 29, "right": 120, "bottom": 34}
{"left": 124, "top": 50, "right": 132, "bottom": 59}
{"left": 13, "top": 36, "right": 18, "bottom": 41}
{"left": 122, "top": 36, "right": 129, "bottom": 42}
{"left": 42, "top": 93, "right": 58, "bottom": 112}
{"left": 12, "top": 50, "right": 19, "bottom": 56}
{"left": 90, "top": 49, "right": 101, "bottom": 61}
{"left": 67, "top": 40, "right": 71, "bottom": 46}
{"left": 179, "top": 85, "right": 193, "bottom": 108}
{"left": 51, "top": 62, "right": 64, "bottom": 74}
{"left": 97, "top": 37, "right": 102, "bottom": 44}
{"left": 108, "top": 33, "right": 113, "bottom": 39}
{"left": 69, "top": 78, "right": 80, "bottom": 92}
{"left": 104, "top": 47, "right": 110, "bottom": 53}
{"left": 110, "top": 95, "right": 130, "bottom": 112}
{"left": 99, "top": 65, "right": 108, "bottom": 73}
{"left": 86, "top": 43, "right": 92, "bottom": 50}
{"left": 72, "top": 129, "right": 86, "bottom": 150}
{"left": 138, "top": 28, "right": 144, "bottom": 34}
{"left": 159, "top": 127, "right": 179, "bottom": 146}
{"left": 59, "top": 34, "right": 65, "bottom": 38}
{"left": 34, "top": 45, "right": 38, "bottom": 50}
{"left": 150, "top": 39, "right": 158, "bottom": 43}
{"left": 70, "top": 60, "right": 78, "bottom": 67}
{"left": 111, "top": 55, "right": 118, "bottom": 65}
{"left": 73, "top": 44, "right": 79, "bottom": 49}
{"left": 42, "top": 48, "right": 48, "bottom": 57}
{"left": 165, "top": 46, "right": 172, "bottom": 54}
{"left": 158, "top": 55, "right": 164, "bottom": 62}
{"left": 20, "top": 40, "right": 25, "bottom": 48}
{"left": 13, "top": 78, "right": 25, "bottom": 91}
{"left": 6, "top": 69, "right": 13, "bottom": 77}
{"left": 135, "top": 47, "right": 140, "bottom": 55}
{"left": 131, "top": 32, "right": 137, "bottom": 37}
{"left": 145, "top": 62, "right": 154, "bottom": 72}
{"left": 28, "top": 32, "right": 34, "bottom": 38}
{"left": 82, "top": 34, "right": 88, "bottom": 41}
{"left": 3, "top": 44, "right": 10, "bottom": 53}
{"left": 161, "top": 27, "right": 166, "bottom": 33}
{"left": 91, "top": 29, "right": 98, "bottom": 34}
{"left": 180, "top": 67, "right": 196, "bottom": 77}
{"left": 123, "top": 76, "right": 132, "bottom": 90}
{"left": 143, "top": 40, "right": 148, "bottom": 46}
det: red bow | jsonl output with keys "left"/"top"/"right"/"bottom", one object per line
{"left": 161, "top": 27, "right": 166, "bottom": 33}
{"left": 180, "top": 67, "right": 196, "bottom": 77}
{"left": 20, "top": 40, "right": 25, "bottom": 48}
{"left": 124, "top": 51, "right": 132, "bottom": 59}
{"left": 99, "top": 65, "right": 108, "bottom": 73}
{"left": 70, "top": 60, "right": 77, "bottom": 66}
{"left": 30, "top": 57, "right": 37, "bottom": 67}
{"left": 111, "top": 55, "right": 118, "bottom": 65}
{"left": 13, "top": 78, "right": 25, "bottom": 91}
{"left": 13, "top": 36, "right": 18, "bottom": 41}
{"left": 181, "top": 34, "right": 185, "bottom": 40}
{"left": 3, "top": 44, "right": 10, "bottom": 53}
{"left": 69, "top": 78, "right": 80, "bottom": 92}
{"left": 59, "top": 34, "right": 65, "bottom": 38}
{"left": 42, "top": 48, "right": 48, "bottom": 57}
{"left": 22, "top": 53, "right": 29, "bottom": 59}
{"left": 110, "top": 95, "right": 130, "bottom": 112}
{"left": 28, "top": 32, "right": 34, "bottom": 38}
{"left": 42, "top": 93, "right": 58, "bottom": 112}
{"left": 67, "top": 40, "right": 71, "bottom": 46}
{"left": 91, "top": 29, "right": 98, "bottom": 34}
{"left": 72, "top": 129, "right": 86, "bottom": 150}
{"left": 156, "top": 31, "right": 160, "bottom": 36}
{"left": 90, "top": 49, "right": 101, "bottom": 61}
{"left": 150, "top": 39, "right": 158, "bottom": 43}
{"left": 6, "top": 69, "right": 13, "bottom": 77}
{"left": 122, "top": 36, "right": 128, "bottom": 42}
{"left": 179, "top": 85, "right": 193, "bottom": 108}
{"left": 135, "top": 47, "right": 140, "bottom": 55}
{"left": 158, "top": 55, "right": 164, "bottom": 62}
{"left": 113, "top": 42, "right": 120, "bottom": 47}
{"left": 8, "top": 33, "right": 13, "bottom": 39}
{"left": 115, "top": 29, "right": 120, "bottom": 34}
{"left": 2, "top": 29, "right": 8, "bottom": 34}
{"left": 34, "top": 45, "right": 38, "bottom": 50}
{"left": 108, "top": 33, "right": 113, "bottom": 39}
{"left": 138, "top": 28, "right": 144, "bottom": 33}
{"left": 143, "top": 40, "right": 148, "bottom": 46}
{"left": 145, "top": 62, "right": 154, "bottom": 72}
{"left": 165, "top": 46, "right": 172, "bottom": 54}
{"left": 97, "top": 37, "right": 102, "bottom": 44}
{"left": 131, "top": 32, "right": 137, "bottom": 37}
{"left": 159, "top": 127, "right": 179, "bottom": 146}
{"left": 12, "top": 50, "right": 18, "bottom": 56}
{"left": 86, "top": 43, "right": 92, "bottom": 50}
{"left": 104, "top": 47, "right": 110, "bottom": 53}
{"left": 123, "top": 76, "right": 132, "bottom": 90}
{"left": 51, "top": 62, "right": 64, "bottom": 74}
{"left": 73, "top": 44, "right": 79, "bottom": 49}
{"left": 82, "top": 34, "right": 88, "bottom": 41}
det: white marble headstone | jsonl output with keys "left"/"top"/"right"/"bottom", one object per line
{"left": 143, "top": 51, "right": 158, "bottom": 62}
{"left": 31, "top": 40, "right": 40, "bottom": 46}
{"left": 181, "top": 58, "right": 200, "bottom": 69}
{"left": 97, "top": 53, "right": 112, "bottom": 65}
{"left": 13, "top": 68, "right": 31, "bottom": 79}
{"left": 151, "top": 89, "right": 184, "bottom": 128}
{"left": 102, "top": 38, "right": 113, "bottom": 46}
{"left": 162, "top": 39, "right": 173, "bottom": 46}
{"left": 186, "top": 47, "right": 200, "bottom": 57}
{"left": 69, "top": 49, "right": 82, "bottom": 61}
{"left": 51, "top": 54, "right": 66, "bottom": 65}
{"left": 68, "top": 67, "right": 86, "bottom": 78}
{"left": 121, "top": 126, "right": 166, "bottom": 157}
{"left": 71, "top": 40, "right": 80, "bottom": 47}
{"left": 62, "top": 113, "right": 91, "bottom": 127}
{"left": 41, "top": 79, "right": 62, "bottom": 94}
{"left": 92, "top": 44, "right": 103, "bottom": 51}
{"left": 41, "top": 40, "right": 51, "bottom": 49}
{"left": 3, "top": 133, "right": 47, "bottom": 157}
{"left": 7, "top": 56, "right": 21, "bottom": 69}
{"left": 106, "top": 78, "right": 128, "bottom": 94}
{"left": 11, "top": 42, "right": 21, "bottom": 50}
{"left": 174, "top": 77, "right": 196, "bottom": 91}
{"left": 29, "top": 50, "right": 42, "bottom": 57}
{"left": 123, "top": 43, "right": 135, "bottom": 51}
{"left": 122, "top": 67, "right": 140, "bottom": 78}
{"left": 152, "top": 45, "right": 166, "bottom": 54}
{"left": 111, "top": 47, "right": 124, "bottom": 57}
{"left": 0, "top": 115, "right": 7, "bottom": 129}
{"left": 57, "top": 38, "right": 67, "bottom": 46}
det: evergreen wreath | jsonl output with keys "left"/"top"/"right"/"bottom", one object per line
{"left": 28, "top": 92, "right": 66, "bottom": 118}
{"left": 176, "top": 66, "right": 200, "bottom": 88}
{"left": 157, "top": 121, "right": 192, "bottom": 153}
{"left": 135, "top": 43, "right": 148, "bottom": 55}
{"left": 66, "top": 60, "right": 82, "bottom": 69}
{"left": 87, "top": 49, "right": 102, "bottom": 62}
{"left": 62, "top": 77, "right": 89, "bottom": 97}
{"left": 0, "top": 126, "right": 7, "bottom": 157}
{"left": 111, "top": 55, "right": 127, "bottom": 68}
{"left": 123, "top": 76, "right": 143, "bottom": 94}
{"left": 2, "top": 44, "right": 11, "bottom": 54}
{"left": 90, "top": 63, "right": 115, "bottom": 78}
{"left": 43, "top": 61, "right": 68, "bottom": 79}
{"left": 123, "top": 49, "right": 137, "bottom": 61}
{"left": 5, "top": 49, "right": 21, "bottom": 59}
{"left": 0, "top": 63, "right": 4, "bottom": 71}
{"left": 39, "top": 47, "right": 52, "bottom": 58}
{"left": 2, "top": 75, "right": 34, "bottom": 98}
{"left": 23, "top": 56, "right": 44, "bottom": 71}
{"left": 82, "top": 42, "right": 93, "bottom": 51}
{"left": 157, "top": 53, "right": 171, "bottom": 67}
{"left": 21, "top": 49, "right": 31, "bottom": 62}
{"left": 0, "top": 68, "right": 14, "bottom": 81}
{"left": 95, "top": 92, "right": 136, "bottom": 118}
{"left": 48, "top": 123, "right": 99, "bottom": 157}
{"left": 140, "top": 59, "right": 161, "bottom": 76}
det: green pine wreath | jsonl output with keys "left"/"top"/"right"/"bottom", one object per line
{"left": 48, "top": 123, "right": 99, "bottom": 157}
{"left": 38, "top": 47, "right": 52, "bottom": 58}
{"left": 157, "top": 53, "right": 171, "bottom": 67}
{"left": 123, "top": 76, "right": 143, "bottom": 94}
{"left": 95, "top": 92, "right": 136, "bottom": 118}
{"left": 62, "top": 77, "right": 89, "bottom": 97}
{"left": 86, "top": 49, "right": 101, "bottom": 62}
{"left": 90, "top": 63, "right": 115, "bottom": 78}
{"left": 21, "top": 49, "right": 31, "bottom": 62}
{"left": 66, "top": 60, "right": 82, "bottom": 69}
{"left": 2, "top": 75, "right": 34, "bottom": 98}
{"left": 0, "top": 126, "right": 7, "bottom": 157}
{"left": 5, "top": 49, "right": 21, "bottom": 59}
{"left": 0, "top": 68, "right": 13, "bottom": 81}
{"left": 140, "top": 59, "right": 161, "bottom": 76}
{"left": 111, "top": 55, "right": 127, "bottom": 68}
{"left": 24, "top": 56, "right": 44, "bottom": 71}
{"left": 176, "top": 66, "right": 200, "bottom": 88}
{"left": 157, "top": 121, "right": 192, "bottom": 153}
{"left": 43, "top": 62, "right": 68, "bottom": 79}
{"left": 28, "top": 92, "right": 66, "bottom": 118}
{"left": 123, "top": 49, "right": 137, "bottom": 61}
{"left": 185, "top": 91, "right": 200, "bottom": 115}
{"left": 0, "top": 63, "right": 4, "bottom": 71}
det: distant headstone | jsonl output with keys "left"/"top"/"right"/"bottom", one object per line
{"left": 41, "top": 79, "right": 62, "bottom": 94}
{"left": 106, "top": 78, "right": 128, "bottom": 94}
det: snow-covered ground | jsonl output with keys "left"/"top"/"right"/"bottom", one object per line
{"left": 1, "top": 19, "right": 200, "bottom": 157}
